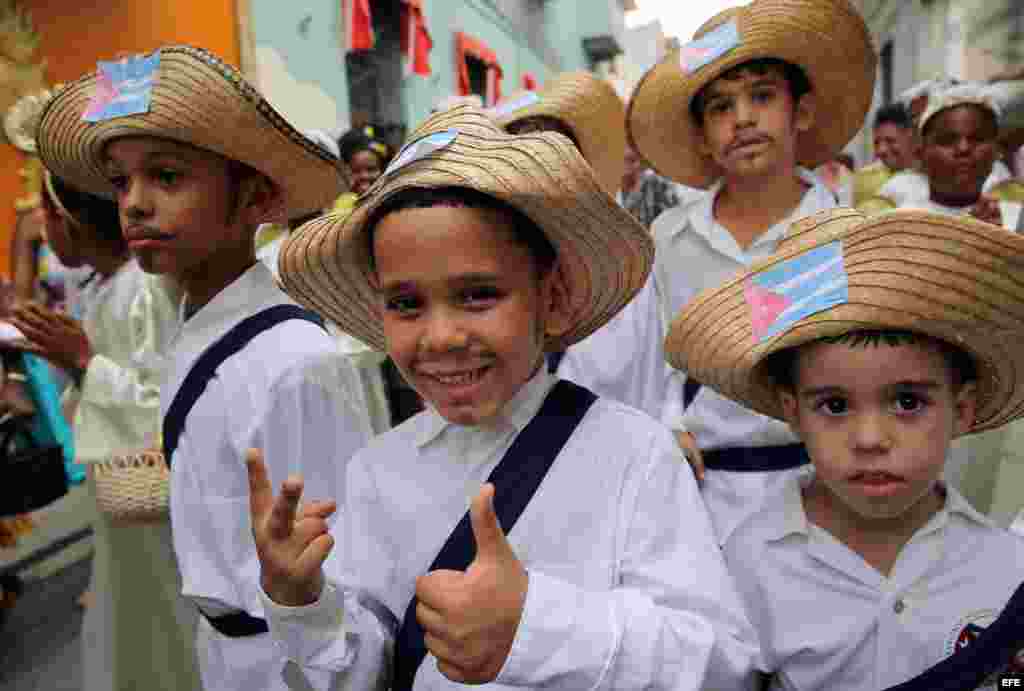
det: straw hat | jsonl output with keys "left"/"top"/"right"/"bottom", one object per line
{"left": 492, "top": 71, "right": 626, "bottom": 196}
{"left": 278, "top": 105, "right": 653, "bottom": 352}
{"left": 665, "top": 208, "right": 1024, "bottom": 435}
{"left": 35, "top": 45, "right": 345, "bottom": 222}
{"left": 627, "top": 0, "right": 876, "bottom": 188}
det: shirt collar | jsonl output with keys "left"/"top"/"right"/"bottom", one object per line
{"left": 413, "top": 364, "right": 556, "bottom": 448}
{"left": 178, "top": 261, "right": 270, "bottom": 327}
{"left": 669, "top": 167, "right": 830, "bottom": 246}
{"left": 762, "top": 470, "right": 994, "bottom": 543}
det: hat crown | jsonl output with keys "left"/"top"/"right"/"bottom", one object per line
{"left": 693, "top": 7, "right": 742, "bottom": 39}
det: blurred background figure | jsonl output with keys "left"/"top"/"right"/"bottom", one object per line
{"left": 332, "top": 124, "right": 391, "bottom": 214}
{"left": 815, "top": 152, "right": 855, "bottom": 206}
{"left": 854, "top": 102, "right": 917, "bottom": 210}
{"left": 619, "top": 144, "right": 694, "bottom": 228}
{"left": 11, "top": 170, "right": 197, "bottom": 691}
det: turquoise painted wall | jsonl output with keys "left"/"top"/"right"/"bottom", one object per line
{"left": 250, "top": 0, "right": 351, "bottom": 129}
{"left": 247, "top": 0, "right": 619, "bottom": 137}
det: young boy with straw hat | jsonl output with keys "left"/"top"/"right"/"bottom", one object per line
{"left": 35, "top": 45, "right": 374, "bottom": 691}
{"left": 490, "top": 70, "right": 626, "bottom": 198}
{"left": 558, "top": 0, "right": 876, "bottom": 543}
{"left": 245, "top": 105, "right": 759, "bottom": 691}
{"left": 666, "top": 207, "right": 1024, "bottom": 691}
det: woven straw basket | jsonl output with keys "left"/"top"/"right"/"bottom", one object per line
{"left": 93, "top": 449, "right": 169, "bottom": 523}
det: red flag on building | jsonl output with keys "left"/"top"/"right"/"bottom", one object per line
{"left": 343, "top": 0, "right": 375, "bottom": 52}
{"left": 400, "top": 0, "right": 432, "bottom": 76}
{"left": 522, "top": 72, "right": 538, "bottom": 91}
{"left": 456, "top": 32, "right": 503, "bottom": 106}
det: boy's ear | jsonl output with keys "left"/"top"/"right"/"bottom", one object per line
{"left": 794, "top": 92, "right": 817, "bottom": 135}
{"left": 539, "top": 261, "right": 574, "bottom": 340}
{"left": 237, "top": 173, "right": 287, "bottom": 225}
{"left": 952, "top": 380, "right": 978, "bottom": 437}
{"left": 778, "top": 387, "right": 802, "bottom": 433}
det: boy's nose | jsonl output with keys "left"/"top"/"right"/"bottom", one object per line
{"left": 851, "top": 410, "right": 893, "bottom": 452}
{"left": 420, "top": 311, "right": 469, "bottom": 352}
{"left": 121, "top": 180, "right": 153, "bottom": 218}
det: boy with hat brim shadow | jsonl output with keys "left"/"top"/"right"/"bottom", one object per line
{"left": 36, "top": 46, "right": 374, "bottom": 691}
{"left": 667, "top": 207, "right": 1024, "bottom": 690}
{"left": 246, "top": 105, "right": 760, "bottom": 691}
{"left": 557, "top": 0, "right": 876, "bottom": 544}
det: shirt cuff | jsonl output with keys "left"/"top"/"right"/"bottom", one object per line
{"left": 496, "top": 569, "right": 615, "bottom": 689}
{"left": 261, "top": 582, "right": 351, "bottom": 667}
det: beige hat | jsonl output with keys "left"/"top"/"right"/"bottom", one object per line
{"left": 627, "top": 0, "right": 876, "bottom": 188}
{"left": 35, "top": 45, "right": 345, "bottom": 222}
{"left": 279, "top": 105, "right": 653, "bottom": 353}
{"left": 665, "top": 208, "right": 1024, "bottom": 435}
{"left": 919, "top": 82, "right": 1002, "bottom": 133}
{"left": 492, "top": 71, "right": 626, "bottom": 196}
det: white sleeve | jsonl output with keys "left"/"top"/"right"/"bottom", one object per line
{"left": 557, "top": 276, "right": 675, "bottom": 422}
{"left": 242, "top": 354, "right": 374, "bottom": 617}
{"left": 263, "top": 456, "right": 397, "bottom": 691}
{"left": 73, "top": 273, "right": 178, "bottom": 460}
{"left": 494, "top": 429, "right": 760, "bottom": 690}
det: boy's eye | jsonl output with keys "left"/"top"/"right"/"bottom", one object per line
{"left": 752, "top": 88, "right": 775, "bottom": 103}
{"left": 108, "top": 175, "right": 127, "bottom": 191}
{"left": 461, "top": 286, "right": 501, "bottom": 308}
{"left": 815, "top": 397, "right": 848, "bottom": 416}
{"left": 892, "top": 392, "right": 926, "bottom": 414}
{"left": 385, "top": 295, "right": 421, "bottom": 315}
{"left": 155, "top": 169, "right": 180, "bottom": 186}
{"left": 705, "top": 100, "right": 730, "bottom": 116}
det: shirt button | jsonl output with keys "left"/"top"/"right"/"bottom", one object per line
{"left": 893, "top": 599, "right": 905, "bottom": 614}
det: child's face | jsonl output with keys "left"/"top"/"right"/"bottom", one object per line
{"left": 348, "top": 149, "right": 383, "bottom": 196}
{"left": 102, "top": 136, "right": 257, "bottom": 280}
{"left": 779, "top": 339, "right": 976, "bottom": 525}
{"left": 873, "top": 123, "right": 917, "bottom": 172}
{"left": 921, "top": 105, "right": 999, "bottom": 203}
{"left": 697, "top": 66, "right": 813, "bottom": 181}
{"left": 373, "top": 204, "right": 560, "bottom": 426}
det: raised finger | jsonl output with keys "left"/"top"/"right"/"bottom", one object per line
{"left": 267, "top": 477, "right": 304, "bottom": 540}
{"left": 416, "top": 600, "right": 447, "bottom": 637}
{"left": 245, "top": 449, "right": 274, "bottom": 520}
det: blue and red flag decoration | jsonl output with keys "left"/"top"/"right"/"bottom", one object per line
{"left": 744, "top": 240, "right": 848, "bottom": 342}
{"left": 82, "top": 51, "right": 160, "bottom": 123}
{"left": 679, "top": 20, "right": 740, "bottom": 75}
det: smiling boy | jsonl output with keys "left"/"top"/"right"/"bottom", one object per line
{"left": 36, "top": 46, "right": 373, "bottom": 691}
{"left": 667, "top": 207, "right": 1024, "bottom": 690}
{"left": 246, "top": 106, "right": 759, "bottom": 691}
{"left": 558, "top": 0, "right": 876, "bottom": 543}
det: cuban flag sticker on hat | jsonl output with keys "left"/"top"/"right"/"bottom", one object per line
{"left": 679, "top": 20, "right": 740, "bottom": 75}
{"left": 745, "top": 241, "right": 849, "bottom": 342}
{"left": 489, "top": 91, "right": 541, "bottom": 119}
{"left": 384, "top": 129, "right": 458, "bottom": 176}
{"left": 82, "top": 51, "right": 161, "bottom": 123}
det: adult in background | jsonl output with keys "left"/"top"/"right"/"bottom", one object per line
{"left": 853, "top": 102, "right": 917, "bottom": 210}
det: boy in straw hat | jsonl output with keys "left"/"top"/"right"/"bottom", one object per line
{"left": 559, "top": 0, "right": 876, "bottom": 543}
{"left": 491, "top": 70, "right": 626, "bottom": 198}
{"left": 666, "top": 207, "right": 1024, "bottom": 690}
{"left": 34, "top": 46, "right": 374, "bottom": 691}
{"left": 245, "top": 105, "right": 759, "bottom": 691}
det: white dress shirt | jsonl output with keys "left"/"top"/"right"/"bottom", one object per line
{"left": 896, "top": 196, "right": 1023, "bottom": 233}
{"left": 723, "top": 470, "right": 1024, "bottom": 691}
{"left": 559, "top": 169, "right": 835, "bottom": 543}
{"left": 164, "top": 262, "right": 373, "bottom": 691}
{"left": 878, "top": 161, "right": 1013, "bottom": 207}
{"left": 263, "top": 367, "right": 760, "bottom": 691}
{"left": 73, "top": 261, "right": 179, "bottom": 461}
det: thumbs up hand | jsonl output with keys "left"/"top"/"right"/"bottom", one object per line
{"left": 246, "top": 449, "right": 337, "bottom": 607}
{"left": 415, "top": 483, "right": 528, "bottom": 684}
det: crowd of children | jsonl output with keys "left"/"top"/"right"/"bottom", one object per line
{"left": 12, "top": 0, "right": 1024, "bottom": 688}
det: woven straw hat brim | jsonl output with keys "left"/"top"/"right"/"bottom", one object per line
{"left": 665, "top": 209, "right": 1024, "bottom": 436}
{"left": 627, "top": 0, "right": 876, "bottom": 188}
{"left": 279, "top": 106, "right": 653, "bottom": 353}
{"left": 36, "top": 45, "right": 345, "bottom": 221}
{"left": 496, "top": 72, "right": 626, "bottom": 197}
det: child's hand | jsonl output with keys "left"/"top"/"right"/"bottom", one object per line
{"left": 246, "top": 449, "right": 336, "bottom": 607}
{"left": 9, "top": 303, "right": 92, "bottom": 376}
{"left": 415, "top": 483, "right": 527, "bottom": 684}
{"left": 969, "top": 195, "right": 1003, "bottom": 227}
{"left": 675, "top": 430, "right": 705, "bottom": 484}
